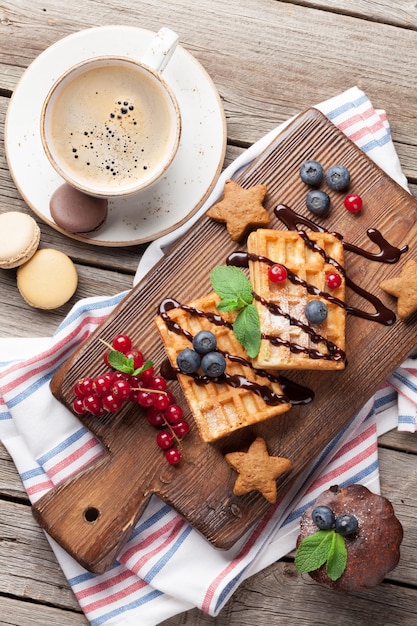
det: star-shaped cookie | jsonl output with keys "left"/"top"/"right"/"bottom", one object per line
{"left": 206, "top": 179, "right": 270, "bottom": 241}
{"left": 380, "top": 259, "right": 417, "bottom": 320}
{"left": 225, "top": 437, "right": 291, "bottom": 503}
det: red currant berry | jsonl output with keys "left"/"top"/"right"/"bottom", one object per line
{"left": 153, "top": 393, "right": 170, "bottom": 410}
{"left": 164, "top": 404, "right": 183, "bottom": 424}
{"left": 72, "top": 398, "right": 87, "bottom": 415}
{"left": 103, "top": 352, "right": 111, "bottom": 367}
{"left": 146, "top": 407, "right": 165, "bottom": 427}
{"left": 165, "top": 448, "right": 182, "bottom": 465}
{"left": 111, "top": 379, "right": 132, "bottom": 400}
{"left": 156, "top": 430, "right": 174, "bottom": 449}
{"left": 344, "top": 194, "right": 363, "bottom": 213}
{"left": 172, "top": 420, "right": 190, "bottom": 438}
{"left": 83, "top": 394, "right": 104, "bottom": 416}
{"left": 129, "top": 389, "right": 139, "bottom": 402}
{"left": 325, "top": 272, "right": 342, "bottom": 290}
{"left": 74, "top": 377, "right": 95, "bottom": 397}
{"left": 124, "top": 349, "right": 144, "bottom": 369}
{"left": 112, "top": 334, "right": 132, "bottom": 354}
{"left": 149, "top": 375, "right": 167, "bottom": 391}
{"left": 139, "top": 366, "right": 155, "bottom": 384}
{"left": 93, "top": 373, "right": 114, "bottom": 397}
{"left": 268, "top": 264, "right": 288, "bottom": 283}
{"left": 137, "top": 390, "right": 155, "bottom": 407}
{"left": 128, "top": 374, "right": 141, "bottom": 386}
{"left": 113, "top": 371, "right": 129, "bottom": 381}
{"left": 165, "top": 391, "right": 175, "bottom": 405}
{"left": 102, "top": 393, "right": 124, "bottom": 413}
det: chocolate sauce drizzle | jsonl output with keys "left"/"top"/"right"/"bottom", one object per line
{"left": 274, "top": 204, "right": 408, "bottom": 325}
{"left": 158, "top": 298, "right": 313, "bottom": 405}
{"left": 275, "top": 204, "right": 408, "bottom": 264}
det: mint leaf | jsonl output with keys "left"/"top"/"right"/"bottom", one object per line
{"left": 294, "top": 529, "right": 348, "bottom": 581}
{"left": 233, "top": 304, "right": 261, "bottom": 358}
{"left": 132, "top": 360, "right": 154, "bottom": 377}
{"left": 210, "top": 266, "right": 253, "bottom": 308}
{"left": 294, "top": 530, "right": 333, "bottom": 573}
{"left": 210, "top": 265, "right": 261, "bottom": 357}
{"left": 107, "top": 350, "right": 134, "bottom": 374}
{"left": 216, "top": 297, "right": 241, "bottom": 312}
{"left": 107, "top": 350, "right": 154, "bottom": 376}
{"left": 326, "top": 531, "right": 347, "bottom": 581}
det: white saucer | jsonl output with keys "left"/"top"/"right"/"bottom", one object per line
{"left": 5, "top": 26, "right": 226, "bottom": 246}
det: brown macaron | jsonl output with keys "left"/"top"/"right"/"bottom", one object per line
{"left": 50, "top": 184, "right": 108, "bottom": 234}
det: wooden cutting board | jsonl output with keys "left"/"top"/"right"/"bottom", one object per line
{"left": 33, "top": 108, "right": 417, "bottom": 574}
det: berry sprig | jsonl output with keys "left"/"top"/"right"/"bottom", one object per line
{"left": 72, "top": 334, "right": 190, "bottom": 465}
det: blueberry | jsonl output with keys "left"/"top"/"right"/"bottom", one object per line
{"left": 335, "top": 514, "right": 359, "bottom": 537}
{"left": 192, "top": 330, "right": 217, "bottom": 354}
{"left": 176, "top": 348, "right": 200, "bottom": 374}
{"left": 201, "top": 351, "right": 226, "bottom": 377}
{"left": 305, "top": 300, "right": 328, "bottom": 324}
{"left": 305, "top": 190, "right": 330, "bottom": 216}
{"left": 325, "top": 165, "right": 350, "bottom": 191}
{"left": 311, "top": 505, "right": 335, "bottom": 530}
{"left": 300, "top": 160, "right": 324, "bottom": 187}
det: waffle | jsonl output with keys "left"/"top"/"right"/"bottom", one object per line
{"left": 154, "top": 293, "right": 291, "bottom": 442}
{"left": 247, "top": 229, "right": 346, "bottom": 370}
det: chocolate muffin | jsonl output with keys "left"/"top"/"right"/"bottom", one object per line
{"left": 296, "top": 484, "right": 403, "bottom": 592}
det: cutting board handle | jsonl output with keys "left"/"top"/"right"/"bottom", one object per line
{"left": 32, "top": 449, "right": 152, "bottom": 574}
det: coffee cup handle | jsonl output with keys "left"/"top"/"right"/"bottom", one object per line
{"left": 141, "top": 27, "right": 179, "bottom": 74}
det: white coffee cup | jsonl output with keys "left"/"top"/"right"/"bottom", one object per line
{"left": 40, "top": 28, "right": 181, "bottom": 198}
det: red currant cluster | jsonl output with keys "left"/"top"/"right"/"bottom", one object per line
{"left": 71, "top": 334, "right": 189, "bottom": 465}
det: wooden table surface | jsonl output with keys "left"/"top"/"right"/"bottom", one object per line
{"left": 1, "top": 1, "right": 417, "bottom": 624}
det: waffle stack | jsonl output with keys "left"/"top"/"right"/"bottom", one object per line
{"left": 248, "top": 229, "right": 346, "bottom": 370}
{"left": 154, "top": 293, "right": 291, "bottom": 442}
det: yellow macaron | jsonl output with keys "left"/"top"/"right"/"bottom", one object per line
{"left": 17, "top": 248, "right": 78, "bottom": 309}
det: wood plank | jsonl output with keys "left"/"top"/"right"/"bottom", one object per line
{"left": 0, "top": 596, "right": 87, "bottom": 626}
{"left": 162, "top": 568, "right": 417, "bottom": 625}
{"left": 285, "top": 0, "right": 417, "bottom": 28}
{"left": 380, "top": 428, "right": 417, "bottom": 453}
{"left": 379, "top": 447, "right": 417, "bottom": 586}
{"left": 1, "top": 0, "right": 417, "bottom": 152}
{"left": 0, "top": 443, "right": 27, "bottom": 499}
{"left": 0, "top": 500, "right": 82, "bottom": 612}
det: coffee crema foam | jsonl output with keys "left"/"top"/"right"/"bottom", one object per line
{"left": 44, "top": 60, "right": 176, "bottom": 192}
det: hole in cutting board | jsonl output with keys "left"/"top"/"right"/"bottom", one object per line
{"left": 84, "top": 506, "right": 100, "bottom": 523}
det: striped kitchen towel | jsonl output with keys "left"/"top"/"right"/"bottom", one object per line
{"left": 1, "top": 86, "right": 415, "bottom": 626}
